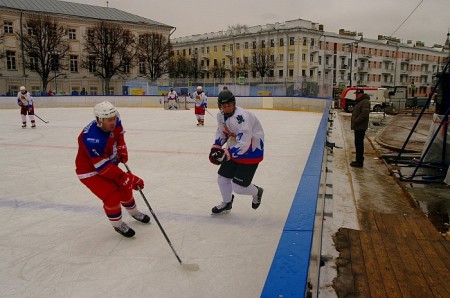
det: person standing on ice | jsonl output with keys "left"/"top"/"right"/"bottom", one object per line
{"left": 16, "top": 86, "right": 36, "bottom": 128}
{"left": 167, "top": 87, "right": 179, "bottom": 110}
{"left": 209, "top": 90, "right": 265, "bottom": 214}
{"left": 189, "top": 86, "right": 207, "bottom": 126}
{"left": 75, "top": 101, "right": 150, "bottom": 237}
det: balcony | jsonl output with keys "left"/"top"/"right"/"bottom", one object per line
{"left": 310, "top": 61, "right": 320, "bottom": 68}
{"left": 200, "top": 53, "right": 210, "bottom": 60}
{"left": 324, "top": 49, "right": 334, "bottom": 56}
{"left": 201, "top": 66, "right": 210, "bottom": 72}
{"left": 324, "top": 64, "right": 333, "bottom": 70}
{"left": 358, "top": 55, "right": 371, "bottom": 60}
{"left": 357, "top": 66, "right": 369, "bottom": 73}
{"left": 310, "top": 46, "right": 319, "bottom": 53}
{"left": 224, "top": 50, "right": 233, "bottom": 57}
{"left": 381, "top": 69, "right": 394, "bottom": 75}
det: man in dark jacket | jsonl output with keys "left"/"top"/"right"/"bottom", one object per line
{"left": 350, "top": 89, "right": 370, "bottom": 167}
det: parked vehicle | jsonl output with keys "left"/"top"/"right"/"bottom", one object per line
{"left": 340, "top": 87, "right": 392, "bottom": 113}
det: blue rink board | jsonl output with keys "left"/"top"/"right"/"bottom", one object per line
{"left": 261, "top": 101, "right": 330, "bottom": 297}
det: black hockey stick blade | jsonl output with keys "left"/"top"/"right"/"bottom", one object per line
{"left": 34, "top": 114, "right": 49, "bottom": 124}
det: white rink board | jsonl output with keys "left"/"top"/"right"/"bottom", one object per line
{"left": 0, "top": 107, "right": 322, "bottom": 298}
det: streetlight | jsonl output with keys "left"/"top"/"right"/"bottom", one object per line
{"left": 346, "top": 41, "right": 358, "bottom": 87}
{"left": 51, "top": 54, "right": 58, "bottom": 94}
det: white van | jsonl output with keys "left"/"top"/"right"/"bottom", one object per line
{"left": 340, "top": 87, "right": 391, "bottom": 113}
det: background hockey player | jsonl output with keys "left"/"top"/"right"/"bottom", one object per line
{"left": 75, "top": 101, "right": 150, "bottom": 237}
{"left": 167, "top": 87, "right": 179, "bottom": 110}
{"left": 16, "top": 86, "right": 36, "bottom": 128}
{"left": 190, "top": 86, "right": 208, "bottom": 126}
{"left": 209, "top": 90, "right": 265, "bottom": 214}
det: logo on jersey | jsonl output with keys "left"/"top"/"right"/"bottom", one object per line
{"left": 86, "top": 138, "right": 100, "bottom": 144}
{"left": 236, "top": 115, "right": 245, "bottom": 124}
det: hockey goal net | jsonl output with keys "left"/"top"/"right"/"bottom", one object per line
{"left": 163, "top": 95, "right": 190, "bottom": 110}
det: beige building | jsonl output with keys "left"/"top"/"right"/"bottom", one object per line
{"left": 172, "top": 19, "right": 449, "bottom": 97}
{"left": 0, "top": 0, "right": 173, "bottom": 95}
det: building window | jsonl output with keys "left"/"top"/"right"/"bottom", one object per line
{"left": 302, "top": 53, "right": 306, "bottom": 61}
{"left": 244, "top": 42, "right": 248, "bottom": 49}
{"left": 29, "top": 54, "right": 38, "bottom": 70}
{"left": 89, "top": 87, "right": 98, "bottom": 95}
{"left": 236, "top": 43, "right": 240, "bottom": 50}
{"left": 69, "top": 29, "right": 77, "bottom": 40}
{"left": 213, "top": 46, "right": 217, "bottom": 52}
{"left": 279, "top": 54, "right": 284, "bottom": 61}
{"left": 3, "top": 21, "right": 13, "bottom": 34}
{"left": 27, "top": 27, "right": 35, "bottom": 36}
{"left": 302, "top": 69, "right": 306, "bottom": 77}
{"left": 70, "top": 55, "right": 78, "bottom": 72}
{"left": 289, "top": 37, "right": 295, "bottom": 45}
{"left": 139, "top": 59, "right": 146, "bottom": 74}
{"left": 270, "top": 39, "right": 275, "bottom": 47}
{"left": 289, "top": 69, "right": 294, "bottom": 77}
{"left": 222, "top": 44, "right": 226, "bottom": 51}
{"left": 252, "top": 41, "right": 256, "bottom": 49}
{"left": 229, "top": 44, "right": 233, "bottom": 51}
{"left": 303, "top": 37, "right": 307, "bottom": 46}
{"left": 123, "top": 59, "right": 131, "bottom": 73}
{"left": 278, "top": 69, "right": 283, "bottom": 77}
{"left": 88, "top": 56, "right": 96, "bottom": 73}
{"left": 261, "top": 40, "right": 265, "bottom": 48}
{"left": 279, "top": 38, "right": 284, "bottom": 46}
{"left": 6, "top": 50, "right": 16, "bottom": 70}
{"left": 289, "top": 53, "right": 294, "bottom": 61}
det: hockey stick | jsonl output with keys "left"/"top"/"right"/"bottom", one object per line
{"left": 123, "top": 163, "right": 199, "bottom": 272}
{"left": 34, "top": 114, "right": 49, "bottom": 124}
{"left": 188, "top": 97, "right": 215, "bottom": 118}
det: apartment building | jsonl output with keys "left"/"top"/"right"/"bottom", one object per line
{"left": 172, "top": 19, "right": 449, "bottom": 97}
{"left": 0, "top": 0, "right": 173, "bottom": 95}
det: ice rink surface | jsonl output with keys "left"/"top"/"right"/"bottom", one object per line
{"left": 0, "top": 106, "right": 322, "bottom": 298}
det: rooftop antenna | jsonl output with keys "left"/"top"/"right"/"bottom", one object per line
{"left": 106, "top": 1, "right": 109, "bottom": 8}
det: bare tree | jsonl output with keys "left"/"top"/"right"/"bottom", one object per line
{"left": 168, "top": 54, "right": 191, "bottom": 78}
{"left": 211, "top": 62, "right": 226, "bottom": 82}
{"left": 251, "top": 45, "right": 276, "bottom": 79}
{"left": 136, "top": 32, "right": 171, "bottom": 80}
{"left": 82, "top": 21, "right": 136, "bottom": 94}
{"left": 19, "top": 14, "right": 70, "bottom": 92}
{"left": 189, "top": 52, "right": 201, "bottom": 80}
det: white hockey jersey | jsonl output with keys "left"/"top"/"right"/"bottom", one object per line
{"left": 214, "top": 106, "right": 264, "bottom": 164}
{"left": 17, "top": 92, "right": 34, "bottom": 107}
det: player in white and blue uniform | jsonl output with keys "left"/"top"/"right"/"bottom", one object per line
{"left": 209, "top": 90, "right": 265, "bottom": 214}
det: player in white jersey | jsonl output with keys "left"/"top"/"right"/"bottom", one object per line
{"left": 16, "top": 86, "right": 36, "bottom": 128}
{"left": 208, "top": 90, "right": 265, "bottom": 214}
{"left": 167, "top": 88, "right": 179, "bottom": 110}
{"left": 189, "top": 86, "right": 208, "bottom": 126}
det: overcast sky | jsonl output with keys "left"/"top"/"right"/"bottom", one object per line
{"left": 70, "top": 0, "right": 449, "bottom": 47}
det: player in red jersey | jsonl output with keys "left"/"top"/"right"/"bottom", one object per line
{"left": 75, "top": 101, "right": 150, "bottom": 237}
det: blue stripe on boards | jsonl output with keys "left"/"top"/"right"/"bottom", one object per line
{"left": 261, "top": 100, "right": 331, "bottom": 298}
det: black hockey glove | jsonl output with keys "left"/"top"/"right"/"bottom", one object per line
{"left": 209, "top": 145, "right": 229, "bottom": 165}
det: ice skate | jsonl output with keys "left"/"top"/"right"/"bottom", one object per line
{"left": 22, "top": 124, "right": 26, "bottom": 128}
{"left": 252, "top": 186, "right": 264, "bottom": 210}
{"left": 113, "top": 222, "right": 135, "bottom": 237}
{"left": 132, "top": 211, "right": 150, "bottom": 223}
{"left": 212, "top": 195, "right": 234, "bottom": 214}
{"left": 31, "top": 124, "right": 36, "bottom": 129}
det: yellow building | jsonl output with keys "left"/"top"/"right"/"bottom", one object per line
{"left": 172, "top": 19, "right": 449, "bottom": 97}
{"left": 0, "top": 0, "right": 173, "bottom": 95}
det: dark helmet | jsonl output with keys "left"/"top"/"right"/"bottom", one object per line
{"left": 217, "top": 90, "right": 235, "bottom": 105}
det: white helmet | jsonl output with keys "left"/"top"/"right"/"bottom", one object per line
{"left": 197, "top": 86, "right": 202, "bottom": 91}
{"left": 20, "top": 86, "right": 26, "bottom": 91}
{"left": 94, "top": 101, "right": 118, "bottom": 121}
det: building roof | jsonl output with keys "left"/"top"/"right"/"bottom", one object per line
{"left": 0, "top": 0, "right": 173, "bottom": 29}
